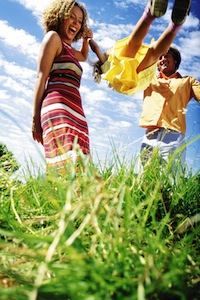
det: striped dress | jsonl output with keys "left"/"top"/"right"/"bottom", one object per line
{"left": 41, "top": 41, "right": 90, "bottom": 170}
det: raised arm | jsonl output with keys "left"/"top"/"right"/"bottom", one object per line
{"left": 73, "top": 28, "right": 93, "bottom": 62}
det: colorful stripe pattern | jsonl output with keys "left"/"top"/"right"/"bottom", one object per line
{"left": 41, "top": 41, "right": 90, "bottom": 170}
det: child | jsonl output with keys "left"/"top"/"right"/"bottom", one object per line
{"left": 89, "top": 0, "right": 192, "bottom": 95}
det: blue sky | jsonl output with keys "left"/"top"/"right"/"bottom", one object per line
{"left": 0, "top": 0, "right": 200, "bottom": 176}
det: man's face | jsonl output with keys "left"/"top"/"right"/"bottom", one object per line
{"left": 158, "top": 53, "right": 177, "bottom": 76}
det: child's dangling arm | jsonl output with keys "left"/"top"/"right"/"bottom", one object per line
{"left": 89, "top": 39, "right": 107, "bottom": 64}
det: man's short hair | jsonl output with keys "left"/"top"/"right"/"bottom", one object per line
{"left": 167, "top": 47, "right": 181, "bottom": 70}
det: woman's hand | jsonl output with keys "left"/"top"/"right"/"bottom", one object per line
{"left": 32, "top": 116, "right": 43, "bottom": 145}
{"left": 83, "top": 27, "right": 93, "bottom": 40}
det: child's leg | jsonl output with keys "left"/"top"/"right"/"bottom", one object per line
{"left": 137, "top": 0, "right": 192, "bottom": 72}
{"left": 120, "top": 0, "right": 168, "bottom": 58}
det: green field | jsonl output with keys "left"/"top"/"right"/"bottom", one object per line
{"left": 0, "top": 146, "right": 199, "bottom": 300}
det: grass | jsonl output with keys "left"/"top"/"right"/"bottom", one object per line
{"left": 0, "top": 152, "right": 199, "bottom": 300}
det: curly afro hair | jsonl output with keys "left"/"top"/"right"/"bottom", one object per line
{"left": 42, "top": 0, "right": 88, "bottom": 42}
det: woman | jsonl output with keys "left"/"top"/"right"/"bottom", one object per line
{"left": 32, "top": 0, "right": 92, "bottom": 173}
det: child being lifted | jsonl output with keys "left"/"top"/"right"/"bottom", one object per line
{"left": 89, "top": 0, "right": 192, "bottom": 95}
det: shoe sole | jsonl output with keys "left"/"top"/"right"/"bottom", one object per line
{"left": 172, "top": 0, "right": 192, "bottom": 25}
{"left": 150, "top": 0, "right": 168, "bottom": 17}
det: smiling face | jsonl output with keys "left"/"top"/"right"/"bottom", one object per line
{"left": 59, "top": 5, "right": 83, "bottom": 44}
{"left": 158, "top": 53, "right": 177, "bottom": 77}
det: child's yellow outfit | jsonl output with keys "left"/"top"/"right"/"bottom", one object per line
{"left": 101, "top": 36, "right": 157, "bottom": 95}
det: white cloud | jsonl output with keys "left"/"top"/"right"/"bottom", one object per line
{"left": 0, "top": 75, "right": 33, "bottom": 97}
{"left": 0, "top": 20, "right": 40, "bottom": 61}
{"left": 116, "top": 100, "right": 137, "bottom": 117}
{"left": 91, "top": 22, "right": 133, "bottom": 50}
{"left": 12, "top": 0, "right": 51, "bottom": 19}
{"left": 179, "top": 30, "right": 200, "bottom": 58}
{"left": 119, "top": 120, "right": 132, "bottom": 128}
{"left": 113, "top": 0, "right": 144, "bottom": 9}
{"left": 83, "top": 87, "right": 113, "bottom": 105}
{"left": 0, "top": 54, "right": 36, "bottom": 81}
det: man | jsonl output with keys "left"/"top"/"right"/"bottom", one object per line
{"left": 140, "top": 47, "right": 200, "bottom": 170}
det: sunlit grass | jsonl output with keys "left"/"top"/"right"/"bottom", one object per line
{"left": 0, "top": 152, "right": 199, "bottom": 300}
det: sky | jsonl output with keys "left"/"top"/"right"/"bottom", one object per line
{"left": 0, "top": 0, "right": 200, "bottom": 177}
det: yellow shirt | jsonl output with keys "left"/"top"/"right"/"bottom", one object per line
{"left": 139, "top": 72, "right": 200, "bottom": 134}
